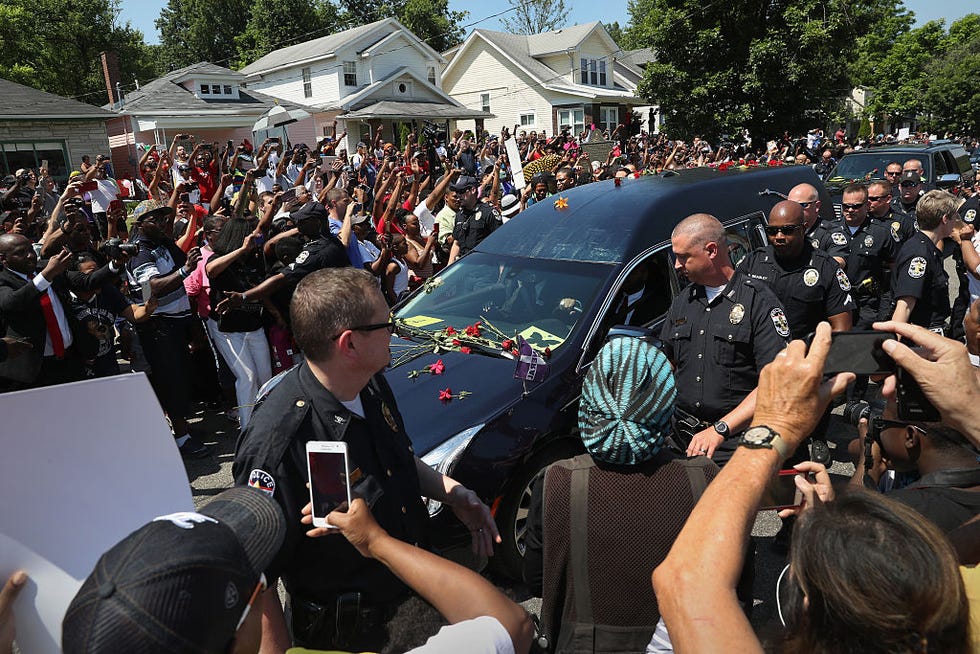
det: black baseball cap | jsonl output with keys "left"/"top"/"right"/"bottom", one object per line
{"left": 900, "top": 170, "right": 922, "bottom": 184}
{"left": 290, "top": 201, "right": 329, "bottom": 224}
{"left": 449, "top": 175, "right": 478, "bottom": 191}
{"left": 62, "top": 487, "right": 285, "bottom": 653}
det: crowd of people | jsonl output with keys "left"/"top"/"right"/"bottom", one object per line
{"left": 1, "top": 121, "right": 979, "bottom": 653}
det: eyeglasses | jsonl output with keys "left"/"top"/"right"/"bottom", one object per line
{"left": 764, "top": 224, "right": 804, "bottom": 236}
{"left": 900, "top": 181, "right": 920, "bottom": 188}
{"left": 842, "top": 202, "right": 866, "bottom": 211}
{"left": 796, "top": 201, "right": 815, "bottom": 209}
{"left": 869, "top": 417, "right": 926, "bottom": 444}
{"left": 330, "top": 317, "right": 396, "bottom": 340}
{"left": 867, "top": 195, "right": 888, "bottom": 201}
{"left": 884, "top": 171, "right": 902, "bottom": 176}
{"left": 236, "top": 572, "right": 268, "bottom": 631}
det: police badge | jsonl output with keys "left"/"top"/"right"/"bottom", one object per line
{"left": 770, "top": 308, "right": 790, "bottom": 338}
{"left": 908, "top": 256, "right": 927, "bottom": 279}
{"left": 890, "top": 222, "right": 901, "bottom": 242}
{"left": 836, "top": 268, "right": 851, "bottom": 291}
{"left": 730, "top": 303, "right": 745, "bottom": 325}
{"left": 864, "top": 235, "right": 874, "bottom": 248}
{"left": 381, "top": 401, "right": 399, "bottom": 431}
{"left": 803, "top": 269, "right": 819, "bottom": 287}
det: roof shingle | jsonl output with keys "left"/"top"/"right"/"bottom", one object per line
{"left": 0, "top": 78, "right": 115, "bottom": 119}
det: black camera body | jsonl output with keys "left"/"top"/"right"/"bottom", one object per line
{"left": 421, "top": 120, "right": 446, "bottom": 143}
{"left": 184, "top": 181, "right": 199, "bottom": 191}
{"left": 100, "top": 237, "right": 139, "bottom": 259}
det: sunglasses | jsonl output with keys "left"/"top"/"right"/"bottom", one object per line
{"left": 331, "top": 317, "right": 396, "bottom": 340}
{"left": 796, "top": 201, "right": 815, "bottom": 209}
{"left": 867, "top": 195, "right": 888, "bottom": 201}
{"left": 900, "top": 181, "right": 920, "bottom": 188}
{"left": 885, "top": 171, "right": 902, "bottom": 176}
{"left": 869, "top": 417, "right": 926, "bottom": 444}
{"left": 841, "top": 202, "right": 866, "bottom": 211}
{"left": 764, "top": 224, "right": 804, "bottom": 236}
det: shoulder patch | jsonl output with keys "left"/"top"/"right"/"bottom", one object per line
{"left": 803, "top": 268, "right": 819, "bottom": 287}
{"left": 836, "top": 268, "right": 851, "bottom": 291}
{"left": 831, "top": 232, "right": 847, "bottom": 246}
{"left": 890, "top": 221, "right": 901, "bottom": 242}
{"left": 770, "top": 307, "right": 791, "bottom": 338}
{"left": 863, "top": 235, "right": 874, "bottom": 248}
{"left": 247, "top": 469, "right": 276, "bottom": 497}
{"left": 810, "top": 238, "right": 820, "bottom": 249}
{"left": 908, "top": 256, "right": 927, "bottom": 279}
{"left": 294, "top": 250, "right": 310, "bottom": 265}
{"left": 965, "top": 209, "right": 976, "bottom": 224}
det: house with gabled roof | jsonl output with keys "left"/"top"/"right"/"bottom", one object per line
{"left": 103, "top": 62, "right": 320, "bottom": 179}
{"left": 0, "top": 77, "right": 115, "bottom": 183}
{"left": 238, "top": 18, "right": 492, "bottom": 148}
{"left": 441, "top": 22, "right": 658, "bottom": 136}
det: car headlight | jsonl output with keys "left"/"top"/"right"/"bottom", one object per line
{"left": 421, "top": 423, "right": 484, "bottom": 516}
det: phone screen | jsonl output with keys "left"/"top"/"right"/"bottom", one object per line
{"left": 819, "top": 331, "right": 897, "bottom": 375}
{"left": 759, "top": 470, "right": 809, "bottom": 511}
{"left": 308, "top": 449, "right": 350, "bottom": 521}
{"left": 280, "top": 188, "right": 298, "bottom": 204}
{"left": 896, "top": 366, "right": 941, "bottom": 422}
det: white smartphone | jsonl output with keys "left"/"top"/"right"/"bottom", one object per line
{"left": 40, "top": 159, "right": 48, "bottom": 171}
{"left": 306, "top": 441, "right": 351, "bottom": 529}
{"left": 321, "top": 155, "right": 337, "bottom": 168}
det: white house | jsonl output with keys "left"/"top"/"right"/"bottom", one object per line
{"left": 441, "top": 22, "right": 656, "bottom": 137}
{"left": 239, "top": 18, "right": 492, "bottom": 149}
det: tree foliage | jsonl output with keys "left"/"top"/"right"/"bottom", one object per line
{"left": 626, "top": 0, "right": 912, "bottom": 141}
{"left": 0, "top": 0, "right": 158, "bottom": 106}
{"left": 156, "top": 0, "right": 250, "bottom": 71}
{"left": 921, "top": 14, "right": 980, "bottom": 134}
{"left": 398, "top": 0, "right": 468, "bottom": 53}
{"left": 233, "top": 0, "right": 341, "bottom": 69}
{"left": 864, "top": 20, "right": 948, "bottom": 124}
{"left": 500, "top": 0, "right": 568, "bottom": 36}
{"left": 604, "top": 21, "right": 625, "bottom": 47}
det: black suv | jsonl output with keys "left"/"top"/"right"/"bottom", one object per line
{"left": 824, "top": 142, "right": 974, "bottom": 218}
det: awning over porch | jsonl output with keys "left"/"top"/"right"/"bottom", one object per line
{"left": 342, "top": 101, "right": 494, "bottom": 121}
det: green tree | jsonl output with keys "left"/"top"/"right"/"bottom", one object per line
{"left": 399, "top": 0, "right": 467, "bottom": 52}
{"left": 864, "top": 20, "right": 947, "bottom": 127}
{"left": 849, "top": 0, "right": 914, "bottom": 86}
{"left": 500, "top": 0, "right": 568, "bottom": 35}
{"left": 233, "top": 0, "right": 342, "bottom": 68}
{"left": 156, "top": 0, "right": 250, "bottom": 71}
{"left": 0, "top": 0, "right": 158, "bottom": 105}
{"left": 604, "top": 21, "right": 625, "bottom": 47}
{"left": 922, "top": 14, "right": 980, "bottom": 134}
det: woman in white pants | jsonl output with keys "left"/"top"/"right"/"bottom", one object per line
{"left": 206, "top": 216, "right": 272, "bottom": 427}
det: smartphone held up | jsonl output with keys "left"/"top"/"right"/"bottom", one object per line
{"left": 306, "top": 441, "right": 352, "bottom": 529}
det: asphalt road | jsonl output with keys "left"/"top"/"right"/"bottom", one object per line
{"left": 183, "top": 399, "right": 862, "bottom": 640}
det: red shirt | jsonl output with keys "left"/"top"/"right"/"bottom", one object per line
{"left": 191, "top": 159, "right": 219, "bottom": 204}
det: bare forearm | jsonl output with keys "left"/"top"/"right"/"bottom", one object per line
{"left": 891, "top": 297, "right": 914, "bottom": 324}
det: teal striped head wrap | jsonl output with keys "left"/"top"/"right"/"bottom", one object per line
{"left": 578, "top": 338, "right": 676, "bottom": 465}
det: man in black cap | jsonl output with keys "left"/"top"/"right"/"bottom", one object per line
{"left": 894, "top": 170, "right": 924, "bottom": 216}
{"left": 447, "top": 175, "right": 502, "bottom": 264}
{"left": 214, "top": 199, "right": 350, "bottom": 314}
{"left": 61, "top": 486, "right": 285, "bottom": 654}
{"left": 126, "top": 199, "right": 207, "bottom": 458}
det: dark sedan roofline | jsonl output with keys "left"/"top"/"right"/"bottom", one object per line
{"left": 476, "top": 165, "right": 830, "bottom": 265}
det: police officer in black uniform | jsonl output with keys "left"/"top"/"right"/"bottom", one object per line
{"left": 447, "top": 175, "right": 502, "bottom": 263}
{"left": 660, "top": 213, "right": 789, "bottom": 465}
{"left": 825, "top": 183, "right": 898, "bottom": 328}
{"left": 738, "top": 201, "right": 853, "bottom": 465}
{"left": 893, "top": 170, "right": 923, "bottom": 217}
{"left": 868, "top": 180, "right": 916, "bottom": 245}
{"left": 950, "top": 192, "right": 980, "bottom": 340}
{"left": 214, "top": 201, "right": 350, "bottom": 314}
{"left": 788, "top": 183, "right": 847, "bottom": 266}
{"left": 891, "top": 190, "right": 959, "bottom": 331}
{"left": 233, "top": 268, "right": 498, "bottom": 652}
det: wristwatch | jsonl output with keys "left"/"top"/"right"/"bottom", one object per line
{"left": 737, "top": 425, "right": 791, "bottom": 458}
{"left": 713, "top": 420, "right": 730, "bottom": 439}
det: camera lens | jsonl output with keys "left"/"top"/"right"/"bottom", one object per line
{"left": 842, "top": 400, "right": 871, "bottom": 427}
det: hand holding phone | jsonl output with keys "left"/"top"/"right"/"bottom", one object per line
{"left": 306, "top": 441, "right": 351, "bottom": 529}
{"left": 814, "top": 331, "right": 897, "bottom": 376}
{"left": 759, "top": 469, "right": 814, "bottom": 511}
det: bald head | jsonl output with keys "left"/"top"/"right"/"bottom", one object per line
{"left": 0, "top": 233, "right": 26, "bottom": 255}
{"left": 788, "top": 183, "right": 821, "bottom": 229}
{"left": 769, "top": 200, "right": 804, "bottom": 225}
{"left": 671, "top": 213, "right": 726, "bottom": 249}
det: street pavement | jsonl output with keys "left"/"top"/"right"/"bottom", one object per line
{"left": 182, "top": 397, "right": 861, "bottom": 639}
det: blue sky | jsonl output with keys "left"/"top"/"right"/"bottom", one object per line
{"left": 119, "top": 0, "right": 976, "bottom": 47}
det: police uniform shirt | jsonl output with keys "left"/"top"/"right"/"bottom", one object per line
{"left": 451, "top": 202, "right": 502, "bottom": 256}
{"left": 281, "top": 233, "right": 351, "bottom": 282}
{"left": 825, "top": 218, "right": 897, "bottom": 305}
{"left": 738, "top": 244, "right": 853, "bottom": 339}
{"left": 807, "top": 222, "right": 848, "bottom": 261}
{"left": 659, "top": 270, "right": 790, "bottom": 422}
{"left": 891, "top": 231, "right": 950, "bottom": 329}
{"left": 872, "top": 208, "right": 917, "bottom": 245}
{"left": 233, "top": 363, "right": 430, "bottom": 604}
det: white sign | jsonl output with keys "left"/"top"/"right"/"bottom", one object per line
{"left": 897, "top": 127, "right": 911, "bottom": 141}
{"left": 504, "top": 136, "right": 526, "bottom": 191}
{"left": 0, "top": 374, "right": 193, "bottom": 654}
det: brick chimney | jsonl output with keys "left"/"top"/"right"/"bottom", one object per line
{"left": 100, "top": 51, "right": 121, "bottom": 105}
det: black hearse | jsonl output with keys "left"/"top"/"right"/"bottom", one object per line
{"left": 385, "top": 164, "right": 834, "bottom": 577}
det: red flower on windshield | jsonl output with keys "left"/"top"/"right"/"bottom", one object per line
{"left": 460, "top": 346, "right": 472, "bottom": 354}
{"left": 428, "top": 359, "right": 445, "bottom": 375}
{"left": 439, "top": 387, "right": 453, "bottom": 401}
{"left": 445, "top": 326, "right": 457, "bottom": 335}
{"left": 464, "top": 322, "right": 482, "bottom": 337}
{"left": 501, "top": 339, "right": 514, "bottom": 350}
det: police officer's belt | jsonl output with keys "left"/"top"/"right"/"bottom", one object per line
{"left": 853, "top": 277, "right": 879, "bottom": 300}
{"left": 290, "top": 592, "right": 400, "bottom": 649}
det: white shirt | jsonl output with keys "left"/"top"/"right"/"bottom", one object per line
{"left": 968, "top": 232, "right": 980, "bottom": 303}
{"left": 89, "top": 178, "right": 119, "bottom": 213}
{"left": 705, "top": 283, "right": 726, "bottom": 303}
{"left": 407, "top": 616, "right": 513, "bottom": 654}
{"left": 413, "top": 198, "right": 436, "bottom": 236}
{"left": 9, "top": 269, "right": 72, "bottom": 355}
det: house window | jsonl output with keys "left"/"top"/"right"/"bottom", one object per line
{"left": 302, "top": 67, "right": 312, "bottom": 98}
{"left": 558, "top": 108, "right": 585, "bottom": 135}
{"left": 519, "top": 111, "right": 535, "bottom": 126}
{"left": 579, "top": 58, "right": 606, "bottom": 87}
{"left": 343, "top": 61, "right": 357, "bottom": 87}
{"left": 481, "top": 93, "right": 490, "bottom": 113}
{"left": 223, "top": 85, "right": 232, "bottom": 95}
{"left": 211, "top": 84, "right": 221, "bottom": 95}
{"left": 200, "top": 84, "right": 209, "bottom": 94}
{"left": 600, "top": 107, "right": 618, "bottom": 134}
{"left": 427, "top": 66, "right": 436, "bottom": 84}
{"left": 0, "top": 140, "right": 69, "bottom": 183}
